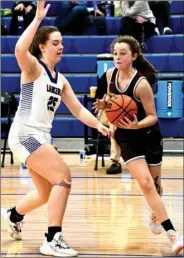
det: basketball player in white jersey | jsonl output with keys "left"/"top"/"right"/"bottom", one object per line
{"left": 1, "top": 1, "right": 112, "bottom": 257}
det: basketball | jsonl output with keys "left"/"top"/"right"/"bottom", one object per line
{"left": 105, "top": 94, "right": 138, "bottom": 127}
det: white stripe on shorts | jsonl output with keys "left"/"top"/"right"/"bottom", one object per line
{"left": 147, "top": 161, "right": 162, "bottom": 166}
{"left": 125, "top": 155, "right": 145, "bottom": 165}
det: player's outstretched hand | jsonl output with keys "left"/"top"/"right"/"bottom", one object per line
{"left": 92, "top": 94, "right": 107, "bottom": 114}
{"left": 36, "top": 0, "right": 50, "bottom": 21}
{"left": 96, "top": 123, "right": 113, "bottom": 138}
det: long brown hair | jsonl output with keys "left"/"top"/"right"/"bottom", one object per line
{"left": 110, "top": 36, "right": 158, "bottom": 84}
{"left": 29, "top": 26, "right": 60, "bottom": 59}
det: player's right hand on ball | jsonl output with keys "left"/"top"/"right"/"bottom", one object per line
{"left": 96, "top": 123, "right": 113, "bottom": 138}
{"left": 92, "top": 94, "right": 107, "bottom": 113}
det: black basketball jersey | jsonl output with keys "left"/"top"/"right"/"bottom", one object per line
{"left": 108, "top": 67, "right": 160, "bottom": 137}
{"left": 109, "top": 68, "right": 147, "bottom": 121}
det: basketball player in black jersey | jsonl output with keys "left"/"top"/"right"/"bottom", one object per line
{"left": 93, "top": 36, "right": 183, "bottom": 255}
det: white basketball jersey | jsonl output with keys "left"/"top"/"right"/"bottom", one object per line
{"left": 14, "top": 60, "right": 64, "bottom": 132}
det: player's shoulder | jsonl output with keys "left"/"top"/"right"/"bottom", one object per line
{"left": 58, "top": 72, "right": 65, "bottom": 80}
{"left": 106, "top": 67, "right": 116, "bottom": 81}
{"left": 137, "top": 76, "right": 150, "bottom": 87}
{"left": 106, "top": 67, "right": 115, "bottom": 75}
{"left": 58, "top": 72, "right": 67, "bottom": 83}
{"left": 58, "top": 72, "right": 71, "bottom": 88}
{"left": 136, "top": 77, "right": 152, "bottom": 94}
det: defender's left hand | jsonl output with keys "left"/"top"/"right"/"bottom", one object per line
{"left": 118, "top": 114, "right": 139, "bottom": 130}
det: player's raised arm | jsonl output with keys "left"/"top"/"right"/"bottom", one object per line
{"left": 15, "top": 0, "right": 50, "bottom": 75}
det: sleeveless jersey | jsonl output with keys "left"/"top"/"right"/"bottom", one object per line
{"left": 14, "top": 60, "right": 64, "bottom": 132}
{"left": 109, "top": 68, "right": 147, "bottom": 121}
{"left": 109, "top": 67, "right": 159, "bottom": 136}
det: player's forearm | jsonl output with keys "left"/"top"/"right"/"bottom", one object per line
{"left": 77, "top": 106, "right": 101, "bottom": 129}
{"left": 137, "top": 115, "right": 157, "bottom": 129}
{"left": 15, "top": 17, "right": 41, "bottom": 53}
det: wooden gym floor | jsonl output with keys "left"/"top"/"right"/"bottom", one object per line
{"left": 1, "top": 154, "right": 184, "bottom": 257}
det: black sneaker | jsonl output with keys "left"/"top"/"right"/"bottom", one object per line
{"left": 106, "top": 162, "right": 122, "bottom": 174}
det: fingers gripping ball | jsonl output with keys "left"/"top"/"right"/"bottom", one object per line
{"left": 105, "top": 94, "right": 138, "bottom": 127}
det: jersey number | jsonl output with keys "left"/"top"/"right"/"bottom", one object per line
{"left": 47, "top": 96, "right": 59, "bottom": 112}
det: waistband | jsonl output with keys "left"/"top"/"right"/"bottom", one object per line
{"left": 12, "top": 121, "right": 51, "bottom": 133}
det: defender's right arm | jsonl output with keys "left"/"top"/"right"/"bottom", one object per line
{"left": 15, "top": 0, "right": 50, "bottom": 76}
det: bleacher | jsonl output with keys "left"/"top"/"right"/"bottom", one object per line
{"left": 1, "top": 1, "right": 184, "bottom": 139}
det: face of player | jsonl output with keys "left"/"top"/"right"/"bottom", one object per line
{"left": 113, "top": 42, "right": 137, "bottom": 70}
{"left": 40, "top": 31, "right": 64, "bottom": 64}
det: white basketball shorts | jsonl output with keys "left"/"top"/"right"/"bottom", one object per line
{"left": 8, "top": 122, "right": 51, "bottom": 164}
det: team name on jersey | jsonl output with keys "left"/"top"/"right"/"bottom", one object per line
{"left": 47, "top": 84, "right": 61, "bottom": 96}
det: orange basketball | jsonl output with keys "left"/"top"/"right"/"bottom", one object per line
{"left": 105, "top": 94, "right": 138, "bottom": 127}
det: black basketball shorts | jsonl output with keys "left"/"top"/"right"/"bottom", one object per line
{"left": 115, "top": 126, "right": 163, "bottom": 166}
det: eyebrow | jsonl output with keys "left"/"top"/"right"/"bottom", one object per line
{"left": 52, "top": 40, "right": 62, "bottom": 43}
{"left": 114, "top": 49, "right": 127, "bottom": 52}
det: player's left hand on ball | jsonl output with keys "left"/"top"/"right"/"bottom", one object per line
{"left": 97, "top": 124, "right": 113, "bottom": 138}
{"left": 118, "top": 114, "right": 139, "bottom": 129}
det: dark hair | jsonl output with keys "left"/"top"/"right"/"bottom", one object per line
{"left": 110, "top": 36, "right": 158, "bottom": 84}
{"left": 29, "top": 26, "right": 60, "bottom": 59}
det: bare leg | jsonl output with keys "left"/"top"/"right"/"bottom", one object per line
{"left": 2, "top": 166, "right": 52, "bottom": 240}
{"left": 26, "top": 144, "right": 77, "bottom": 256}
{"left": 16, "top": 168, "right": 52, "bottom": 215}
{"left": 126, "top": 158, "right": 168, "bottom": 222}
{"left": 26, "top": 144, "right": 71, "bottom": 227}
{"left": 126, "top": 158, "right": 184, "bottom": 255}
{"left": 147, "top": 165, "right": 163, "bottom": 234}
{"left": 47, "top": 184, "right": 70, "bottom": 226}
{"left": 149, "top": 165, "right": 163, "bottom": 196}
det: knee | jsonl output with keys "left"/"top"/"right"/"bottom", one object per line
{"left": 139, "top": 177, "right": 155, "bottom": 194}
{"left": 52, "top": 168, "right": 72, "bottom": 188}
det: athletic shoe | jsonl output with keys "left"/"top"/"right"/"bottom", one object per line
{"left": 167, "top": 230, "right": 184, "bottom": 255}
{"left": 40, "top": 232, "right": 78, "bottom": 257}
{"left": 1, "top": 208, "right": 23, "bottom": 240}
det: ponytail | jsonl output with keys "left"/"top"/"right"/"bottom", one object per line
{"left": 29, "top": 38, "right": 41, "bottom": 59}
{"left": 133, "top": 54, "right": 158, "bottom": 84}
